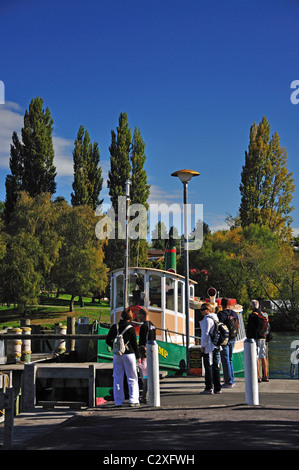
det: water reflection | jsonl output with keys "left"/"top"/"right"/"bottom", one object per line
{"left": 268, "top": 332, "right": 299, "bottom": 379}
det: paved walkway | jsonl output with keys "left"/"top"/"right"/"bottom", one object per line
{"left": 1, "top": 376, "right": 299, "bottom": 451}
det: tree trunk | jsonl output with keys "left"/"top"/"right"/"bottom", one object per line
{"left": 70, "top": 295, "right": 75, "bottom": 312}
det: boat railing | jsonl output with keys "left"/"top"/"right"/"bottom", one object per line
{"left": 132, "top": 321, "right": 200, "bottom": 346}
{"left": 236, "top": 312, "right": 246, "bottom": 342}
{"left": 132, "top": 310, "right": 246, "bottom": 347}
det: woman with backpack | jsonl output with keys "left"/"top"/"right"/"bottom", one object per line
{"left": 106, "top": 309, "right": 140, "bottom": 406}
{"left": 199, "top": 303, "right": 222, "bottom": 395}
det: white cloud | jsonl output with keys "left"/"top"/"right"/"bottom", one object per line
{"left": 0, "top": 102, "right": 23, "bottom": 168}
{"left": 202, "top": 213, "right": 230, "bottom": 233}
{"left": 0, "top": 102, "right": 74, "bottom": 179}
{"left": 148, "top": 184, "right": 181, "bottom": 205}
{"left": 52, "top": 136, "right": 73, "bottom": 177}
{"left": 100, "top": 159, "right": 110, "bottom": 188}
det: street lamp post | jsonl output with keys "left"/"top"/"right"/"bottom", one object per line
{"left": 171, "top": 169, "right": 200, "bottom": 374}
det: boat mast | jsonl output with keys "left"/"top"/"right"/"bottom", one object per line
{"left": 124, "top": 180, "right": 131, "bottom": 309}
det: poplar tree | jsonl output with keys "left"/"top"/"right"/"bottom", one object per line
{"left": 107, "top": 112, "right": 131, "bottom": 211}
{"left": 105, "top": 113, "right": 132, "bottom": 271}
{"left": 239, "top": 116, "right": 295, "bottom": 238}
{"left": 129, "top": 127, "right": 150, "bottom": 266}
{"left": 105, "top": 113, "right": 151, "bottom": 270}
{"left": 130, "top": 127, "right": 150, "bottom": 208}
{"left": 71, "top": 124, "right": 103, "bottom": 210}
{"left": 4, "top": 97, "right": 56, "bottom": 222}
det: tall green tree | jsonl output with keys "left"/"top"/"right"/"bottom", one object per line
{"left": 151, "top": 221, "right": 168, "bottom": 250}
{"left": 105, "top": 113, "right": 132, "bottom": 271}
{"left": 129, "top": 127, "right": 150, "bottom": 267}
{"left": 107, "top": 112, "right": 131, "bottom": 211}
{"left": 71, "top": 124, "right": 103, "bottom": 210}
{"left": 239, "top": 116, "right": 295, "bottom": 238}
{"left": 4, "top": 97, "right": 56, "bottom": 222}
{"left": 130, "top": 127, "right": 150, "bottom": 208}
{"left": 105, "top": 113, "right": 152, "bottom": 271}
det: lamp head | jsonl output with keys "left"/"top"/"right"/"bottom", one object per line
{"left": 171, "top": 169, "right": 200, "bottom": 183}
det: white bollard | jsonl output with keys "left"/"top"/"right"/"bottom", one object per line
{"left": 22, "top": 327, "right": 31, "bottom": 362}
{"left": 7, "top": 328, "right": 22, "bottom": 363}
{"left": 55, "top": 323, "right": 67, "bottom": 353}
{"left": 147, "top": 340, "right": 160, "bottom": 407}
{"left": 244, "top": 339, "right": 259, "bottom": 405}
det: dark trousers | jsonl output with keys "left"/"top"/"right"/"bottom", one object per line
{"left": 203, "top": 348, "right": 221, "bottom": 392}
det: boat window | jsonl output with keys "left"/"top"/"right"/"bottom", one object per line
{"left": 189, "top": 284, "right": 194, "bottom": 299}
{"left": 166, "top": 276, "right": 175, "bottom": 310}
{"left": 116, "top": 274, "right": 124, "bottom": 308}
{"left": 178, "top": 281, "right": 183, "bottom": 313}
{"left": 149, "top": 274, "right": 161, "bottom": 308}
{"left": 128, "top": 272, "right": 145, "bottom": 306}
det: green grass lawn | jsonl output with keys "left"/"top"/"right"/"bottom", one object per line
{"left": 0, "top": 294, "right": 111, "bottom": 329}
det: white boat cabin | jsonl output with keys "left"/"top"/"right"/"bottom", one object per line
{"left": 109, "top": 267, "right": 197, "bottom": 345}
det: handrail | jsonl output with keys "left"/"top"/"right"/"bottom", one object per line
{"left": 0, "top": 334, "right": 107, "bottom": 340}
{"left": 0, "top": 326, "right": 200, "bottom": 344}
{"left": 132, "top": 320, "right": 200, "bottom": 346}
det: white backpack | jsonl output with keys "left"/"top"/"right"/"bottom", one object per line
{"left": 113, "top": 324, "right": 132, "bottom": 355}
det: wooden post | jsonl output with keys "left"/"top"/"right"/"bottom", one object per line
{"left": 3, "top": 387, "right": 14, "bottom": 449}
{"left": 88, "top": 365, "right": 95, "bottom": 408}
{"left": 22, "top": 364, "right": 36, "bottom": 411}
{"left": 67, "top": 317, "right": 76, "bottom": 352}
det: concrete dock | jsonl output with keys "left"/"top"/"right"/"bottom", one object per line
{"left": 1, "top": 375, "right": 299, "bottom": 451}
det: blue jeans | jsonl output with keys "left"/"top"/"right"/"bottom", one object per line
{"left": 202, "top": 348, "right": 221, "bottom": 392}
{"left": 220, "top": 340, "right": 236, "bottom": 385}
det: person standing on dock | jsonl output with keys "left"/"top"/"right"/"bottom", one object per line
{"left": 137, "top": 308, "right": 156, "bottom": 347}
{"left": 246, "top": 299, "right": 270, "bottom": 382}
{"left": 199, "top": 303, "right": 222, "bottom": 395}
{"left": 217, "top": 298, "right": 239, "bottom": 388}
{"left": 106, "top": 309, "right": 140, "bottom": 407}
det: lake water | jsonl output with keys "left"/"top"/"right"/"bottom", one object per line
{"left": 268, "top": 332, "right": 299, "bottom": 379}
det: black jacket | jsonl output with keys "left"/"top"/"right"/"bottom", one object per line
{"left": 246, "top": 308, "right": 261, "bottom": 339}
{"left": 106, "top": 319, "right": 140, "bottom": 358}
{"left": 139, "top": 320, "right": 156, "bottom": 347}
{"left": 217, "top": 308, "right": 239, "bottom": 324}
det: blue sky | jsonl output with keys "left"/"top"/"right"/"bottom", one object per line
{"left": 0, "top": 0, "right": 298, "bottom": 235}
